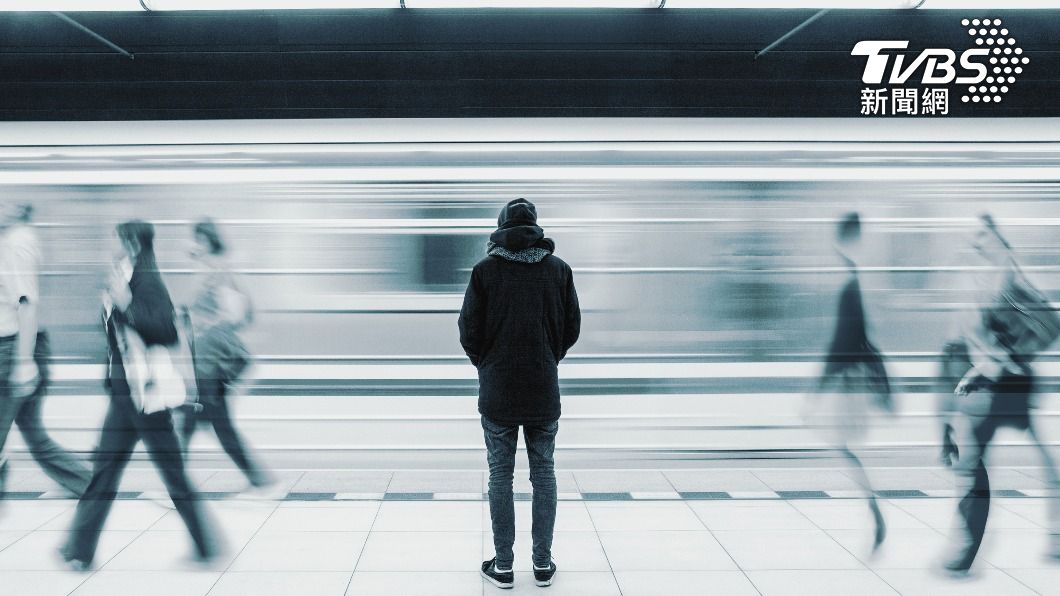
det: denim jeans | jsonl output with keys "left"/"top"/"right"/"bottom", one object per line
{"left": 482, "top": 416, "right": 558, "bottom": 569}
{"left": 182, "top": 376, "right": 267, "bottom": 487}
{"left": 950, "top": 373, "right": 1060, "bottom": 570}
{"left": 64, "top": 390, "right": 216, "bottom": 565}
{"left": 0, "top": 333, "right": 91, "bottom": 495}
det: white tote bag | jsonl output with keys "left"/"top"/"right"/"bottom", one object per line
{"left": 118, "top": 325, "right": 186, "bottom": 415}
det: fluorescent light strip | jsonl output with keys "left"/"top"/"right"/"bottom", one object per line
{"left": 1, "top": 165, "right": 1057, "bottom": 185}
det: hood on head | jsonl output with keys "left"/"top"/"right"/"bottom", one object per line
{"left": 497, "top": 198, "right": 537, "bottom": 228}
{"left": 489, "top": 224, "right": 545, "bottom": 251}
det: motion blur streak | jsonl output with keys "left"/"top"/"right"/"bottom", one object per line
{"left": 1, "top": 118, "right": 1057, "bottom": 468}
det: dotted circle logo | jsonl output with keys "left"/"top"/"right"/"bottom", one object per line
{"left": 961, "top": 18, "right": 1028, "bottom": 104}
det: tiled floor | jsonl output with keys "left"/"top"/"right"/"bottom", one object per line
{"left": 0, "top": 493, "right": 1056, "bottom": 595}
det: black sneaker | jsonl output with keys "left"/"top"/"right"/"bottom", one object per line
{"left": 480, "top": 558, "right": 514, "bottom": 589}
{"left": 534, "top": 560, "right": 557, "bottom": 587}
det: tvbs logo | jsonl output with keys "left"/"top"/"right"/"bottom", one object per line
{"left": 852, "top": 40, "right": 989, "bottom": 85}
{"left": 851, "top": 18, "right": 1028, "bottom": 111}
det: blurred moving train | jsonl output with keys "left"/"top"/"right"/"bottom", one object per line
{"left": 1, "top": 118, "right": 1058, "bottom": 465}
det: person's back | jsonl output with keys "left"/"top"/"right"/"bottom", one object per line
{"left": 464, "top": 245, "right": 578, "bottom": 425}
{"left": 460, "top": 198, "right": 579, "bottom": 589}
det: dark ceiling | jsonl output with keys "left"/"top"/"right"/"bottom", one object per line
{"left": 0, "top": 9, "right": 1056, "bottom": 119}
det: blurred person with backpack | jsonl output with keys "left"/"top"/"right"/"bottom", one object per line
{"left": 940, "top": 214, "right": 1060, "bottom": 575}
{"left": 180, "top": 219, "right": 272, "bottom": 491}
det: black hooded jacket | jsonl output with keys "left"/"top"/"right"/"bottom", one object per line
{"left": 458, "top": 202, "right": 580, "bottom": 425}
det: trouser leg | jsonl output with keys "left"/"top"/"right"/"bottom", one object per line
{"left": 203, "top": 382, "right": 265, "bottom": 485}
{"left": 63, "top": 400, "right": 137, "bottom": 564}
{"left": 951, "top": 414, "right": 995, "bottom": 570}
{"left": 15, "top": 393, "right": 91, "bottom": 495}
{"left": 482, "top": 416, "right": 518, "bottom": 570}
{"left": 1027, "top": 419, "right": 1060, "bottom": 549}
{"left": 137, "top": 408, "right": 216, "bottom": 559}
{"left": 0, "top": 337, "right": 20, "bottom": 485}
{"left": 524, "top": 421, "right": 559, "bottom": 568}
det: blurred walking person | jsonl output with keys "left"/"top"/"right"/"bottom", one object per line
{"left": 941, "top": 214, "right": 1060, "bottom": 575}
{"left": 806, "top": 212, "right": 891, "bottom": 552}
{"left": 61, "top": 220, "right": 217, "bottom": 570}
{"left": 0, "top": 202, "right": 90, "bottom": 498}
{"left": 180, "top": 219, "right": 271, "bottom": 490}
{"left": 460, "top": 198, "right": 580, "bottom": 589}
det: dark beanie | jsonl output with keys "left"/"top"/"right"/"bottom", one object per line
{"left": 497, "top": 198, "right": 537, "bottom": 228}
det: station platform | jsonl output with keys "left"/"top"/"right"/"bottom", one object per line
{"left": 2, "top": 466, "right": 1058, "bottom": 596}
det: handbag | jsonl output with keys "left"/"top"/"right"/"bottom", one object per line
{"left": 117, "top": 324, "right": 186, "bottom": 414}
{"left": 195, "top": 324, "right": 251, "bottom": 386}
{"left": 986, "top": 270, "right": 1060, "bottom": 359}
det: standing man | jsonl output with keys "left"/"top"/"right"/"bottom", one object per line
{"left": 460, "top": 198, "right": 580, "bottom": 590}
{"left": 0, "top": 202, "right": 91, "bottom": 497}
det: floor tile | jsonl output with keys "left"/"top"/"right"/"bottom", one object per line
{"left": 978, "top": 529, "right": 1055, "bottom": 569}
{"left": 482, "top": 502, "right": 594, "bottom": 532}
{"left": 72, "top": 570, "right": 220, "bottom": 596}
{"left": 346, "top": 571, "right": 480, "bottom": 596}
{"left": 876, "top": 568, "right": 1038, "bottom": 595}
{"left": 689, "top": 501, "right": 817, "bottom": 531}
{"left": 41, "top": 501, "right": 169, "bottom": 532}
{"left": 597, "top": 531, "right": 736, "bottom": 571}
{"left": 290, "top": 471, "right": 392, "bottom": 493}
{"left": 858, "top": 468, "right": 956, "bottom": 491}
{"left": 574, "top": 471, "right": 674, "bottom": 493}
{"left": 664, "top": 470, "right": 772, "bottom": 493}
{"left": 1003, "top": 568, "right": 1060, "bottom": 595}
{"left": 587, "top": 502, "right": 704, "bottom": 531}
{"left": 0, "top": 502, "right": 72, "bottom": 531}
{"left": 713, "top": 529, "right": 865, "bottom": 570}
{"left": 0, "top": 571, "right": 92, "bottom": 596}
{"left": 615, "top": 570, "right": 759, "bottom": 596}
{"left": 893, "top": 499, "right": 1040, "bottom": 531}
{"left": 388, "top": 471, "right": 483, "bottom": 494}
{"left": 0, "top": 529, "right": 29, "bottom": 550}
{"left": 229, "top": 531, "right": 367, "bottom": 571}
{"left": 996, "top": 499, "right": 1054, "bottom": 530}
{"left": 753, "top": 469, "right": 864, "bottom": 492}
{"left": 0, "top": 530, "right": 140, "bottom": 570}
{"left": 258, "top": 504, "right": 379, "bottom": 533}
{"left": 150, "top": 500, "right": 276, "bottom": 535}
{"left": 101, "top": 530, "right": 245, "bottom": 571}
{"left": 356, "top": 531, "right": 482, "bottom": 571}
{"left": 481, "top": 531, "right": 609, "bottom": 571}
{"left": 506, "top": 571, "right": 620, "bottom": 595}
{"left": 792, "top": 500, "right": 929, "bottom": 530}
{"left": 372, "top": 502, "right": 482, "bottom": 532}
{"left": 200, "top": 470, "right": 301, "bottom": 493}
{"left": 746, "top": 570, "right": 899, "bottom": 596}
{"left": 209, "top": 571, "right": 352, "bottom": 596}
{"left": 827, "top": 528, "right": 948, "bottom": 568}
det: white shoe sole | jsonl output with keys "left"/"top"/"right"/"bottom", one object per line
{"left": 480, "top": 569, "right": 513, "bottom": 589}
{"left": 535, "top": 578, "right": 553, "bottom": 587}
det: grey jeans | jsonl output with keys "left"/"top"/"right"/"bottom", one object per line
{"left": 482, "top": 416, "right": 558, "bottom": 569}
{"left": 0, "top": 333, "right": 91, "bottom": 495}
